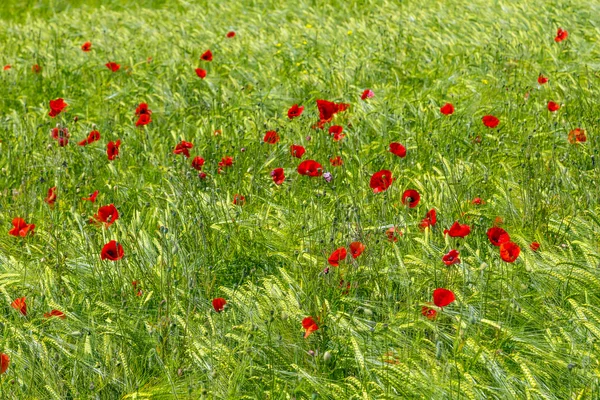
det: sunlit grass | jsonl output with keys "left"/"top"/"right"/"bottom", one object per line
{"left": 0, "top": 0, "right": 599, "bottom": 398}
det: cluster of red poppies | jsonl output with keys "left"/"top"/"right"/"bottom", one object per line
{"left": 2, "top": 26, "right": 578, "bottom": 356}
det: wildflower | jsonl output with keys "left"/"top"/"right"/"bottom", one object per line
{"left": 442, "top": 249, "right": 460, "bottom": 266}
{"left": 370, "top": 170, "right": 393, "bottom": 193}
{"left": 482, "top": 115, "right": 500, "bottom": 128}
{"left": 287, "top": 104, "right": 304, "bottom": 119}
{"left": 389, "top": 142, "right": 406, "bottom": 158}
{"left": 302, "top": 317, "right": 319, "bottom": 338}
{"left": 8, "top": 218, "right": 35, "bottom": 237}
{"left": 440, "top": 103, "right": 454, "bottom": 115}
{"left": 298, "top": 160, "right": 323, "bottom": 177}
{"left": 401, "top": 189, "right": 420, "bottom": 208}
{"left": 105, "top": 62, "right": 120, "bottom": 72}
{"left": 327, "top": 248, "right": 347, "bottom": 267}
{"left": 11, "top": 297, "right": 27, "bottom": 316}
{"left": 212, "top": 298, "right": 226, "bottom": 312}
{"left": 444, "top": 221, "right": 471, "bottom": 238}
{"left": 433, "top": 288, "right": 455, "bottom": 307}
{"left": 500, "top": 241, "right": 520, "bottom": 262}
{"left": 101, "top": 240, "right": 124, "bottom": 261}
{"left": 361, "top": 89, "right": 374, "bottom": 100}
{"left": 107, "top": 139, "right": 121, "bottom": 160}
{"left": 271, "top": 168, "right": 285, "bottom": 185}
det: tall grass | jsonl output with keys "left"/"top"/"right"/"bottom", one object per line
{"left": 0, "top": 0, "right": 599, "bottom": 398}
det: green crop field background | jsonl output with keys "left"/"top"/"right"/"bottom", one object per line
{"left": 0, "top": 0, "right": 599, "bottom": 398}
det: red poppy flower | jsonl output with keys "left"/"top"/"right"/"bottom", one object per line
{"left": 328, "top": 125, "right": 343, "bottom": 136}
{"left": 472, "top": 197, "right": 484, "bottom": 205}
{"left": 218, "top": 156, "right": 234, "bottom": 171}
{"left": 530, "top": 242, "right": 540, "bottom": 251}
{"left": 328, "top": 247, "right": 347, "bottom": 267}
{"left": 287, "top": 104, "right": 304, "bottom": 119}
{"left": 421, "top": 306, "right": 437, "bottom": 320}
{"left": 298, "top": 160, "right": 323, "bottom": 177}
{"left": 264, "top": 131, "right": 280, "bottom": 144}
{"left": 486, "top": 227, "right": 510, "bottom": 246}
{"left": 93, "top": 204, "right": 119, "bottom": 228}
{"left": 290, "top": 144, "right": 306, "bottom": 158}
{"left": 499, "top": 241, "right": 520, "bottom": 263}
{"left": 568, "top": 128, "right": 587, "bottom": 144}
{"left": 136, "top": 114, "right": 151, "bottom": 126}
{"left": 3, "top": 65, "right": 10, "bottom": 71}
{"left": 548, "top": 101, "right": 560, "bottom": 112}
{"left": 226, "top": 31, "right": 236, "bottom": 38}
{"left": 212, "top": 297, "right": 226, "bottom": 312}
{"left": 51, "top": 127, "right": 70, "bottom": 146}
{"left": 44, "top": 309, "right": 66, "bottom": 319}
{"left": 173, "top": 141, "right": 193, "bottom": 157}
{"left": 349, "top": 242, "right": 365, "bottom": 259}
{"left": 443, "top": 221, "right": 471, "bottom": 238}
{"left": 440, "top": 103, "right": 454, "bottom": 115}
{"left": 191, "top": 156, "right": 205, "bottom": 170}
{"left": 32, "top": 64, "right": 41, "bottom": 73}
{"left": 330, "top": 156, "right": 343, "bottom": 166}
{"left": 538, "top": 74, "right": 548, "bottom": 85}
{"left": 386, "top": 227, "right": 401, "bottom": 242}
{"left": 315, "top": 99, "right": 349, "bottom": 127}
{"left": 78, "top": 130, "right": 100, "bottom": 146}
{"left": 361, "top": 89, "right": 374, "bottom": 100}
{"left": 370, "top": 170, "right": 393, "bottom": 193}
{"left": 107, "top": 139, "right": 121, "bottom": 160}
{"left": 271, "top": 168, "right": 285, "bottom": 185}
{"left": 8, "top": 218, "right": 35, "bottom": 237}
{"left": 389, "top": 142, "right": 406, "bottom": 158}
{"left": 48, "top": 98, "right": 68, "bottom": 118}
{"left": 433, "top": 288, "right": 455, "bottom": 307}
{"left": 0, "top": 353, "right": 9, "bottom": 374}
{"left": 135, "top": 103, "right": 152, "bottom": 115}
{"left": 11, "top": 297, "right": 27, "bottom": 316}
{"left": 105, "top": 62, "right": 120, "bottom": 72}
{"left": 555, "top": 28, "right": 568, "bottom": 42}
{"left": 482, "top": 115, "right": 500, "bottom": 128}
{"left": 420, "top": 208, "right": 437, "bottom": 230}
{"left": 401, "top": 189, "right": 420, "bottom": 208}
{"left": 302, "top": 316, "right": 319, "bottom": 338}
{"left": 101, "top": 240, "right": 124, "bottom": 261}
{"left": 442, "top": 249, "right": 460, "bottom": 266}
{"left": 200, "top": 50, "right": 213, "bottom": 61}
{"left": 44, "top": 187, "right": 57, "bottom": 206}
{"left": 195, "top": 68, "right": 207, "bottom": 79}
{"left": 233, "top": 194, "right": 246, "bottom": 205}
{"left": 198, "top": 172, "right": 207, "bottom": 179}
{"left": 82, "top": 190, "right": 99, "bottom": 202}
{"left": 81, "top": 41, "right": 92, "bottom": 52}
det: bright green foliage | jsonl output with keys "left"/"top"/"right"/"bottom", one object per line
{"left": 0, "top": 0, "right": 599, "bottom": 398}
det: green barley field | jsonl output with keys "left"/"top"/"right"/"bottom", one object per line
{"left": 0, "top": 0, "right": 599, "bottom": 398}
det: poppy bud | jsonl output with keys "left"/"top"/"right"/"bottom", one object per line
{"left": 323, "top": 351, "right": 332, "bottom": 362}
